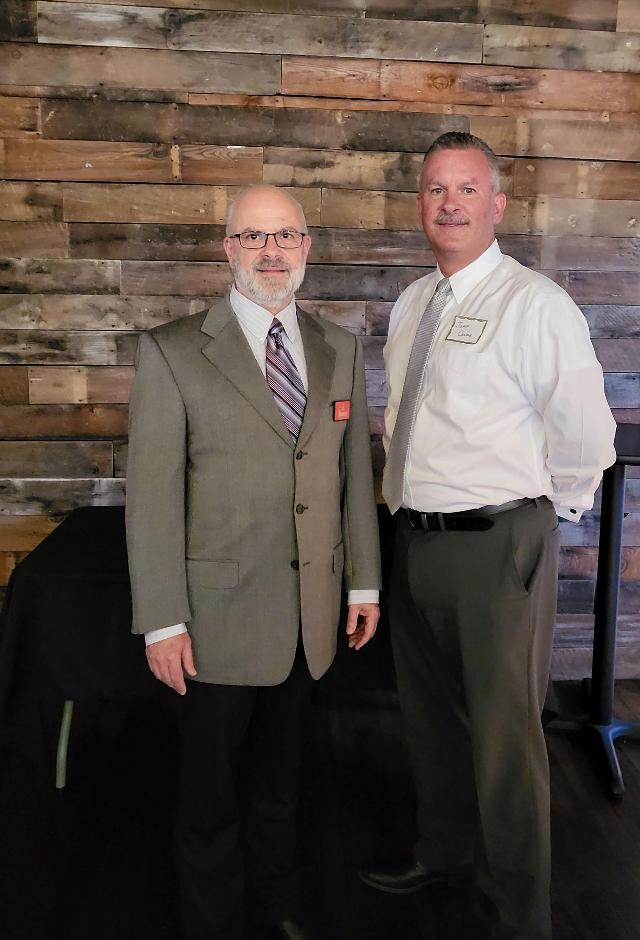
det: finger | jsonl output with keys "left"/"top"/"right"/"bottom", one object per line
{"left": 345, "top": 606, "right": 360, "bottom": 635}
{"left": 166, "top": 656, "right": 187, "bottom": 695}
{"left": 182, "top": 642, "right": 197, "bottom": 677}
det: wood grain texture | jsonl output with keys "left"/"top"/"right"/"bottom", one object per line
{"left": 0, "top": 477, "right": 125, "bottom": 514}
{"left": 28, "top": 366, "right": 134, "bottom": 403}
{"left": 541, "top": 237, "right": 640, "bottom": 271}
{"left": 0, "top": 1, "right": 37, "bottom": 42}
{"left": 0, "top": 259, "right": 120, "bottom": 293}
{"left": 618, "top": 0, "right": 640, "bottom": 33}
{"left": 545, "top": 271, "right": 640, "bottom": 305}
{"left": 604, "top": 374, "right": 640, "bottom": 408}
{"left": 45, "top": 0, "right": 365, "bottom": 11}
{"left": 0, "top": 366, "right": 29, "bottom": 404}
{"left": 264, "top": 146, "right": 423, "bottom": 192}
{"left": 483, "top": 24, "right": 640, "bottom": 73}
{"left": 0, "top": 331, "right": 138, "bottom": 365}
{"left": 0, "top": 515, "right": 61, "bottom": 551}
{"left": 0, "top": 95, "right": 39, "bottom": 137}
{"left": 511, "top": 158, "right": 640, "bottom": 200}
{"left": 0, "top": 293, "right": 203, "bottom": 329}
{"left": 0, "top": 182, "right": 63, "bottom": 222}
{"left": 0, "top": 222, "right": 69, "bottom": 259}
{"left": 1, "top": 138, "right": 176, "bottom": 182}
{"left": 0, "top": 403, "right": 129, "bottom": 438}
{"left": 367, "top": 0, "right": 618, "bottom": 30}
{"left": 37, "top": 4, "right": 484, "bottom": 62}
{"left": 42, "top": 98, "right": 467, "bottom": 150}
{"left": 592, "top": 339, "right": 640, "bottom": 373}
{"left": 0, "top": 41, "right": 281, "bottom": 95}
{"left": 0, "top": 441, "right": 112, "bottom": 477}
{"left": 543, "top": 199, "right": 640, "bottom": 237}
{"left": 582, "top": 306, "right": 640, "bottom": 337}
{"left": 470, "top": 114, "right": 640, "bottom": 160}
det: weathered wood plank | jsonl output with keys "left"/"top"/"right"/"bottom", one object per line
{"left": 618, "top": 0, "right": 640, "bottom": 33}
{"left": 0, "top": 551, "right": 28, "bottom": 585}
{"left": 48, "top": 0, "right": 365, "bottom": 10}
{"left": 0, "top": 331, "right": 138, "bottom": 366}
{"left": 558, "top": 579, "right": 640, "bottom": 614}
{"left": 0, "top": 293, "right": 205, "bottom": 330}
{"left": 0, "top": 366, "right": 29, "bottom": 403}
{"left": 0, "top": 403, "right": 128, "bottom": 438}
{"left": 560, "top": 546, "right": 640, "bottom": 581}
{"left": 483, "top": 24, "right": 640, "bottom": 73}
{"left": 560, "top": 513, "right": 640, "bottom": 548}
{"left": 0, "top": 222, "right": 69, "bottom": 259}
{"left": 42, "top": 98, "right": 467, "bottom": 151}
{"left": 0, "top": 478, "right": 125, "bottom": 515}
{"left": 470, "top": 114, "right": 640, "bottom": 160}
{"left": 0, "top": 95, "right": 39, "bottom": 137}
{"left": 366, "top": 0, "right": 618, "bottom": 30}
{"left": 543, "top": 200, "right": 640, "bottom": 237}
{"left": 0, "top": 515, "right": 61, "bottom": 551}
{"left": 0, "top": 441, "right": 112, "bottom": 477}
{"left": 38, "top": 4, "right": 484, "bottom": 62}
{"left": 180, "top": 145, "right": 263, "bottom": 184}
{"left": 544, "top": 271, "right": 640, "bottom": 305}
{"left": 1, "top": 138, "right": 176, "bottom": 182}
{"left": 69, "top": 222, "right": 227, "bottom": 261}
{"left": 62, "top": 183, "right": 321, "bottom": 225}
{"left": 592, "top": 339, "right": 640, "bottom": 373}
{"left": 512, "top": 158, "right": 640, "bottom": 200}
{"left": 581, "top": 306, "right": 640, "bottom": 338}
{"left": 0, "top": 259, "right": 120, "bottom": 293}
{"left": 282, "top": 56, "right": 640, "bottom": 112}
{"left": 113, "top": 440, "right": 127, "bottom": 477}
{"left": 264, "top": 146, "right": 423, "bottom": 192}
{"left": 542, "top": 236, "right": 640, "bottom": 271}
{"left": 296, "top": 300, "right": 365, "bottom": 333}
{"left": 0, "top": 182, "right": 63, "bottom": 222}
{"left": 604, "top": 374, "right": 640, "bottom": 408}
{"left": 121, "top": 261, "right": 231, "bottom": 296}
{"left": 0, "top": 41, "right": 281, "bottom": 95}
{"left": 0, "top": 1, "right": 37, "bottom": 42}
{"left": 28, "top": 366, "right": 134, "bottom": 403}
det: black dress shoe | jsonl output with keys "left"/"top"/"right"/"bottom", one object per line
{"left": 359, "top": 856, "right": 472, "bottom": 894}
{"left": 256, "top": 918, "right": 318, "bottom": 940}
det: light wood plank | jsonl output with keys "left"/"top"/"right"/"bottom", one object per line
{"left": 483, "top": 24, "right": 640, "bottom": 73}
{"left": 0, "top": 293, "right": 205, "bottom": 329}
{"left": 296, "top": 300, "right": 365, "bottom": 333}
{"left": 265, "top": 146, "right": 422, "bottom": 192}
{"left": 543, "top": 199, "right": 640, "bottom": 237}
{"left": 0, "top": 222, "right": 69, "bottom": 259}
{"left": 542, "top": 236, "right": 640, "bottom": 271}
{"left": 62, "top": 183, "right": 321, "bottom": 224}
{"left": 0, "top": 95, "right": 39, "bottom": 137}
{"left": 618, "top": 0, "right": 640, "bottom": 33}
{"left": 512, "top": 158, "right": 640, "bottom": 200}
{"left": 0, "top": 366, "right": 29, "bottom": 403}
{"left": 0, "top": 259, "right": 120, "bottom": 294}
{"left": 0, "top": 441, "right": 112, "bottom": 478}
{"left": 42, "top": 97, "right": 467, "bottom": 151}
{"left": 1, "top": 138, "right": 176, "bottom": 182}
{"left": 0, "top": 478, "right": 125, "bottom": 515}
{"left": 0, "top": 403, "right": 128, "bottom": 437}
{"left": 470, "top": 114, "right": 640, "bottom": 160}
{"left": 545, "top": 271, "right": 640, "bottom": 305}
{"left": 0, "top": 41, "right": 281, "bottom": 95}
{"left": 0, "top": 182, "right": 63, "bottom": 222}
{"left": 0, "top": 515, "right": 61, "bottom": 551}
{"left": 38, "top": 1, "right": 168, "bottom": 47}
{"left": 560, "top": 546, "right": 640, "bottom": 581}
{"left": 28, "top": 366, "right": 134, "bottom": 403}
{"left": 180, "top": 145, "right": 263, "bottom": 184}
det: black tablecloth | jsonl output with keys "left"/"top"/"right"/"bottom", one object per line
{"left": 0, "top": 507, "right": 156, "bottom": 762}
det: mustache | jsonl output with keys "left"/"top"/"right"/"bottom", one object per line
{"left": 254, "top": 257, "right": 291, "bottom": 271}
{"left": 434, "top": 212, "right": 469, "bottom": 225}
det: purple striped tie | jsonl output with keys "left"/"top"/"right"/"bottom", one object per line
{"left": 266, "top": 319, "right": 307, "bottom": 442}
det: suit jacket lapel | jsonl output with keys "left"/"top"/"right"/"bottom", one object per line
{"left": 297, "top": 308, "right": 336, "bottom": 449}
{"left": 200, "top": 298, "right": 293, "bottom": 447}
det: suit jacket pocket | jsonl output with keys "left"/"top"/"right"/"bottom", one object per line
{"left": 187, "top": 559, "right": 239, "bottom": 589}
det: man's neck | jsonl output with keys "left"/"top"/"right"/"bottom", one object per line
{"left": 234, "top": 283, "right": 294, "bottom": 316}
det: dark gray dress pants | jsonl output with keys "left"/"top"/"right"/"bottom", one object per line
{"left": 389, "top": 498, "right": 560, "bottom": 940}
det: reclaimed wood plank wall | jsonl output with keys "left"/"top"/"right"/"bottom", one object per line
{"left": 0, "top": 0, "right": 639, "bottom": 622}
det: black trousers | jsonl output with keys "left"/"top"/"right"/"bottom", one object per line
{"left": 389, "top": 499, "right": 560, "bottom": 940}
{"left": 175, "top": 640, "right": 313, "bottom": 940}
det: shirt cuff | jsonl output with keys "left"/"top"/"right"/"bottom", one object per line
{"left": 553, "top": 504, "right": 583, "bottom": 523}
{"left": 347, "top": 589, "right": 380, "bottom": 605}
{"left": 144, "top": 623, "right": 188, "bottom": 646}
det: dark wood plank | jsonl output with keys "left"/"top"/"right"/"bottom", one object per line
{"left": 0, "top": 95, "right": 39, "bottom": 137}
{"left": 0, "top": 403, "right": 128, "bottom": 438}
{"left": 0, "top": 514, "right": 61, "bottom": 550}
{"left": 0, "top": 293, "right": 204, "bottom": 329}
{"left": 0, "top": 41, "right": 281, "bottom": 95}
{"left": 366, "top": 0, "right": 618, "bottom": 30}
{"left": 70, "top": 223, "right": 228, "bottom": 261}
{"left": 559, "top": 512, "right": 640, "bottom": 547}
{"left": 605, "top": 373, "right": 640, "bottom": 408}
{"left": 545, "top": 271, "right": 640, "bottom": 305}
{"left": 593, "top": 338, "right": 640, "bottom": 373}
{"left": 0, "top": 259, "right": 120, "bottom": 293}
{"left": 42, "top": 97, "right": 468, "bottom": 151}
{"left": 484, "top": 24, "right": 640, "bottom": 73}
{"left": 0, "top": 0, "right": 37, "bottom": 41}
{"left": 560, "top": 545, "right": 640, "bottom": 580}
{"left": 581, "top": 306, "right": 640, "bottom": 338}
{"left": 0, "top": 182, "right": 63, "bottom": 222}
{"left": 0, "top": 365, "right": 29, "bottom": 403}
{"left": 542, "top": 236, "right": 640, "bottom": 272}
{"left": 0, "top": 477, "right": 125, "bottom": 514}
{"left": 46, "top": 0, "right": 365, "bottom": 11}
{"left": 0, "top": 331, "right": 138, "bottom": 365}
{"left": 558, "top": 579, "right": 640, "bottom": 615}
{"left": 0, "top": 441, "right": 112, "bottom": 477}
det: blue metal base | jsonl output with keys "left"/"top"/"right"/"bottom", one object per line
{"left": 549, "top": 714, "right": 640, "bottom": 800}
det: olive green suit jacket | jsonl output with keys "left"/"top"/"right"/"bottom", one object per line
{"left": 126, "top": 296, "right": 381, "bottom": 685}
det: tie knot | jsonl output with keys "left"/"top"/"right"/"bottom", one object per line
{"left": 434, "top": 277, "right": 450, "bottom": 299}
{"left": 269, "top": 319, "right": 285, "bottom": 341}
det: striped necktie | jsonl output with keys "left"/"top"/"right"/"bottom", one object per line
{"left": 266, "top": 318, "right": 307, "bottom": 442}
{"left": 383, "top": 278, "right": 451, "bottom": 514}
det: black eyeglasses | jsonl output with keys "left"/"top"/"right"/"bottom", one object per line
{"left": 229, "top": 229, "right": 307, "bottom": 249}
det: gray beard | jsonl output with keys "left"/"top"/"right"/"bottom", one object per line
{"left": 230, "top": 257, "right": 306, "bottom": 308}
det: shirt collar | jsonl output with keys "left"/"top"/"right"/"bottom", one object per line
{"left": 435, "top": 240, "right": 503, "bottom": 305}
{"left": 229, "top": 284, "right": 299, "bottom": 343}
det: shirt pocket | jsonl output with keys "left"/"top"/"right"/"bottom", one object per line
{"left": 438, "top": 344, "right": 489, "bottom": 419}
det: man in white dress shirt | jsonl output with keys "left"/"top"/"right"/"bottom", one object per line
{"left": 126, "top": 185, "right": 381, "bottom": 940}
{"left": 360, "top": 133, "right": 616, "bottom": 940}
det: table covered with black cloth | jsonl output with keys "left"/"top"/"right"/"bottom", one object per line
{"left": 0, "top": 507, "right": 156, "bottom": 764}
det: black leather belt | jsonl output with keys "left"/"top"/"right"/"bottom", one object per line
{"left": 403, "top": 497, "right": 539, "bottom": 532}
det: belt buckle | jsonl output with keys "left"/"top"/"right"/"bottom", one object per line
{"left": 421, "top": 512, "right": 445, "bottom": 532}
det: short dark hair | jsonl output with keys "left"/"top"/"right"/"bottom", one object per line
{"left": 422, "top": 132, "right": 501, "bottom": 192}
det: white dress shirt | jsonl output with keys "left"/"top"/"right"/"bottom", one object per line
{"left": 383, "top": 240, "right": 616, "bottom": 522}
{"left": 145, "top": 287, "right": 378, "bottom": 646}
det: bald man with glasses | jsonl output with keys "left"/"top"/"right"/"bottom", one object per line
{"left": 126, "top": 185, "right": 380, "bottom": 940}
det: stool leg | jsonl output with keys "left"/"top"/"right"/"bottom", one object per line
{"left": 55, "top": 700, "right": 74, "bottom": 790}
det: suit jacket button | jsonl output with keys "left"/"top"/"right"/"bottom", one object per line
{"left": 296, "top": 504, "right": 307, "bottom": 514}
{"left": 296, "top": 450, "right": 304, "bottom": 460}
{"left": 291, "top": 560, "right": 299, "bottom": 570}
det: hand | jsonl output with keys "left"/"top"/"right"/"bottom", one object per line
{"left": 145, "top": 632, "right": 197, "bottom": 695}
{"left": 345, "top": 603, "right": 380, "bottom": 650}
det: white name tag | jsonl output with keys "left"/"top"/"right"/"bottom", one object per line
{"left": 446, "top": 316, "right": 487, "bottom": 345}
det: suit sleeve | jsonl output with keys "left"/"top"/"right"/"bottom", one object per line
{"left": 340, "top": 336, "right": 382, "bottom": 592}
{"left": 126, "top": 331, "right": 192, "bottom": 634}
